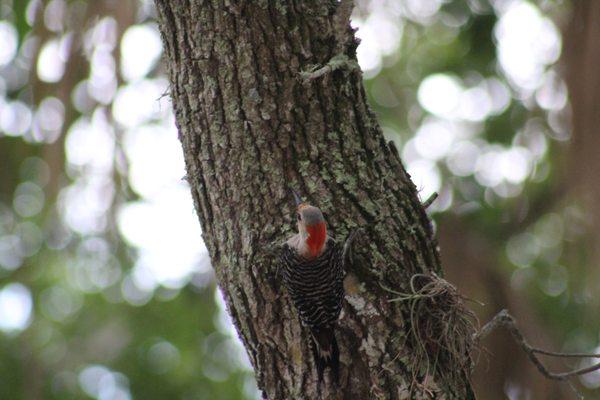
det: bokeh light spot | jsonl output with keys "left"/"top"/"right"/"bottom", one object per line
{"left": 0, "top": 21, "right": 18, "bottom": 66}
{"left": 0, "top": 283, "right": 33, "bottom": 333}
{"left": 120, "top": 24, "right": 163, "bottom": 82}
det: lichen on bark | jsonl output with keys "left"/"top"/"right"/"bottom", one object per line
{"left": 154, "top": 1, "right": 475, "bottom": 398}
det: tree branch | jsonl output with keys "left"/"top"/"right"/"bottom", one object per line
{"left": 299, "top": 54, "right": 358, "bottom": 82}
{"left": 299, "top": 0, "right": 357, "bottom": 82}
{"left": 476, "top": 310, "right": 600, "bottom": 382}
{"left": 422, "top": 192, "right": 438, "bottom": 209}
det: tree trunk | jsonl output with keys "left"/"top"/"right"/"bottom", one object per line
{"left": 153, "top": 1, "right": 475, "bottom": 399}
{"left": 440, "top": 215, "right": 570, "bottom": 400}
{"left": 563, "top": 1, "right": 600, "bottom": 308}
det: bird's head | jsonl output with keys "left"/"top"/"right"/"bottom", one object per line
{"left": 291, "top": 189, "right": 327, "bottom": 258}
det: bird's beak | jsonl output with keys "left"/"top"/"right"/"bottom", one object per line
{"left": 291, "top": 189, "right": 303, "bottom": 207}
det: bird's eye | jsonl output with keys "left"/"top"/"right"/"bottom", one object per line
{"left": 296, "top": 213, "right": 301, "bottom": 221}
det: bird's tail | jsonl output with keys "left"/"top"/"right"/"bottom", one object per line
{"left": 309, "top": 326, "right": 339, "bottom": 384}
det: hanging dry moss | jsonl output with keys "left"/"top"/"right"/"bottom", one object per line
{"left": 383, "top": 273, "right": 479, "bottom": 392}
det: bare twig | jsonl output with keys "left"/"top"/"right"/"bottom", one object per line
{"left": 299, "top": 54, "right": 358, "bottom": 82}
{"left": 298, "top": 0, "right": 356, "bottom": 82}
{"left": 422, "top": 192, "right": 438, "bottom": 209}
{"left": 157, "top": 88, "right": 170, "bottom": 101}
{"left": 476, "top": 309, "right": 600, "bottom": 381}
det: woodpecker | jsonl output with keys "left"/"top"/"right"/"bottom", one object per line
{"left": 280, "top": 189, "right": 353, "bottom": 383}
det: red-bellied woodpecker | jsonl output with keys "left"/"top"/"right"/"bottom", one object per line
{"left": 280, "top": 189, "right": 355, "bottom": 384}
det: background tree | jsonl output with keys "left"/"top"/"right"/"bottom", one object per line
{"left": 0, "top": 0, "right": 599, "bottom": 399}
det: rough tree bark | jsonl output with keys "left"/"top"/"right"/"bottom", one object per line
{"left": 154, "top": 1, "right": 475, "bottom": 399}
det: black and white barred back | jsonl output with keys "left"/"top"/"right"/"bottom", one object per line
{"left": 280, "top": 238, "right": 346, "bottom": 382}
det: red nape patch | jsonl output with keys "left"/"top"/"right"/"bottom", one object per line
{"left": 305, "top": 222, "right": 327, "bottom": 258}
